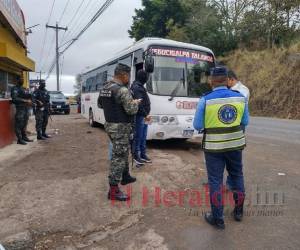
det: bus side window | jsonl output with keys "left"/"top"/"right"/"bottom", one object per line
{"left": 134, "top": 49, "right": 143, "bottom": 65}
{"left": 107, "top": 61, "right": 117, "bottom": 81}
{"left": 103, "top": 71, "right": 107, "bottom": 83}
{"left": 119, "top": 54, "right": 132, "bottom": 68}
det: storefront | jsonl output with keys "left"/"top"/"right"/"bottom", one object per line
{"left": 0, "top": 0, "right": 35, "bottom": 148}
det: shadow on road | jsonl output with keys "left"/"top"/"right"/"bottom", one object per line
{"left": 93, "top": 123, "right": 202, "bottom": 151}
{"left": 147, "top": 139, "right": 202, "bottom": 151}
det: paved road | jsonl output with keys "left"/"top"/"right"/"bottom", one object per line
{"left": 247, "top": 116, "right": 300, "bottom": 144}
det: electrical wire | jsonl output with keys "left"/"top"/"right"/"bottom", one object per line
{"left": 60, "top": 0, "right": 88, "bottom": 44}
{"left": 45, "top": 57, "right": 56, "bottom": 80}
{"left": 43, "top": 0, "right": 70, "bottom": 72}
{"left": 38, "top": 0, "right": 56, "bottom": 70}
{"left": 41, "top": 34, "right": 56, "bottom": 72}
{"left": 61, "top": 0, "right": 96, "bottom": 44}
{"left": 61, "top": 0, "right": 114, "bottom": 54}
{"left": 46, "top": 0, "right": 115, "bottom": 80}
{"left": 58, "top": 0, "right": 72, "bottom": 24}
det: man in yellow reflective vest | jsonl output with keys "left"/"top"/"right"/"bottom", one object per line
{"left": 193, "top": 66, "right": 249, "bottom": 229}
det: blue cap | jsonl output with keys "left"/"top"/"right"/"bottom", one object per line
{"left": 210, "top": 66, "right": 228, "bottom": 77}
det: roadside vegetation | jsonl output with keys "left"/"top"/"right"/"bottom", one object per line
{"left": 223, "top": 42, "right": 300, "bottom": 119}
{"left": 129, "top": 0, "right": 300, "bottom": 118}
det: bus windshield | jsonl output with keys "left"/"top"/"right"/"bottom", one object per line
{"left": 147, "top": 47, "right": 214, "bottom": 98}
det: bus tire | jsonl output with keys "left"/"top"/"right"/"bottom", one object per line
{"left": 89, "top": 109, "right": 96, "bottom": 127}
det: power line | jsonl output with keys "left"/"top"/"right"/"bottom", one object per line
{"left": 42, "top": 0, "right": 70, "bottom": 72}
{"left": 61, "top": 0, "right": 115, "bottom": 54}
{"left": 38, "top": 0, "right": 56, "bottom": 69}
{"left": 61, "top": 0, "right": 95, "bottom": 44}
{"left": 60, "top": 0, "right": 87, "bottom": 44}
{"left": 41, "top": 34, "right": 56, "bottom": 72}
{"left": 45, "top": 57, "right": 56, "bottom": 80}
{"left": 66, "top": 0, "right": 88, "bottom": 28}
{"left": 58, "top": 0, "right": 72, "bottom": 24}
{"left": 47, "top": 0, "right": 115, "bottom": 80}
{"left": 46, "top": 23, "right": 68, "bottom": 91}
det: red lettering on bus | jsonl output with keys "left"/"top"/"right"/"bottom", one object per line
{"left": 176, "top": 101, "right": 198, "bottom": 110}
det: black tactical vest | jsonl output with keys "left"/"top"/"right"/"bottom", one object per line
{"left": 99, "top": 82, "right": 131, "bottom": 123}
{"left": 11, "top": 85, "right": 31, "bottom": 107}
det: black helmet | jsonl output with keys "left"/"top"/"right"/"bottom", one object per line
{"left": 39, "top": 80, "right": 46, "bottom": 89}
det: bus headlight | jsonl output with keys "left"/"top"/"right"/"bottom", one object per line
{"left": 161, "top": 116, "right": 169, "bottom": 123}
{"left": 169, "top": 116, "right": 176, "bottom": 123}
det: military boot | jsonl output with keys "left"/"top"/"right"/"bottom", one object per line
{"left": 37, "top": 132, "right": 46, "bottom": 140}
{"left": 42, "top": 130, "right": 51, "bottom": 138}
{"left": 107, "top": 185, "right": 130, "bottom": 201}
{"left": 121, "top": 171, "right": 136, "bottom": 185}
{"left": 42, "top": 133, "right": 51, "bottom": 138}
{"left": 232, "top": 191, "right": 245, "bottom": 222}
{"left": 17, "top": 139, "right": 27, "bottom": 145}
{"left": 23, "top": 136, "right": 34, "bottom": 142}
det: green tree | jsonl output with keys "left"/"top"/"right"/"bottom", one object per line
{"left": 128, "top": 0, "right": 186, "bottom": 40}
{"left": 180, "top": 0, "right": 238, "bottom": 55}
{"left": 129, "top": 0, "right": 300, "bottom": 54}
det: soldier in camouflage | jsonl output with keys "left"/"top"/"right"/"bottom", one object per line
{"left": 98, "top": 63, "right": 141, "bottom": 201}
{"left": 32, "top": 81, "right": 51, "bottom": 140}
{"left": 11, "top": 76, "right": 33, "bottom": 145}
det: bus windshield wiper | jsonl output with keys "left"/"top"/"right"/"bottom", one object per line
{"left": 168, "top": 68, "right": 185, "bottom": 101}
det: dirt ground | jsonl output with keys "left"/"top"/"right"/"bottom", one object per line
{"left": 0, "top": 109, "right": 299, "bottom": 250}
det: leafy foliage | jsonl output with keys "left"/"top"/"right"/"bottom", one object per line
{"left": 129, "top": 0, "right": 300, "bottom": 55}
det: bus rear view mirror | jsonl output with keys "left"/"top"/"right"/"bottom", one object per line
{"left": 145, "top": 56, "right": 154, "bottom": 73}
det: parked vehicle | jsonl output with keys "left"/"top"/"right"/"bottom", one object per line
{"left": 49, "top": 91, "right": 70, "bottom": 115}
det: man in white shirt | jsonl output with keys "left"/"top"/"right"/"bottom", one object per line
{"left": 227, "top": 70, "right": 250, "bottom": 101}
{"left": 226, "top": 70, "right": 250, "bottom": 191}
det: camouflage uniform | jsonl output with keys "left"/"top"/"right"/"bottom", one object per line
{"left": 32, "top": 88, "right": 50, "bottom": 137}
{"left": 99, "top": 81, "right": 139, "bottom": 186}
{"left": 11, "top": 85, "right": 31, "bottom": 141}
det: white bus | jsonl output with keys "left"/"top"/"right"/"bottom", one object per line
{"left": 80, "top": 38, "right": 215, "bottom": 140}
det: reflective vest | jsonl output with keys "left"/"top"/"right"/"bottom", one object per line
{"left": 203, "top": 96, "right": 246, "bottom": 152}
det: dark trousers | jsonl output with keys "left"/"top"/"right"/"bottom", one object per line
{"left": 35, "top": 109, "right": 49, "bottom": 134}
{"left": 15, "top": 106, "right": 28, "bottom": 140}
{"left": 133, "top": 115, "right": 148, "bottom": 158}
{"left": 205, "top": 150, "right": 245, "bottom": 220}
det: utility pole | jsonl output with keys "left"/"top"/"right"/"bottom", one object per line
{"left": 46, "top": 23, "right": 67, "bottom": 91}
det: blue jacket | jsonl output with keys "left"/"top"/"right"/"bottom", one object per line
{"left": 193, "top": 86, "right": 249, "bottom": 131}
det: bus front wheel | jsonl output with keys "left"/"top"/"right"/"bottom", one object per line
{"left": 89, "top": 109, "right": 96, "bottom": 127}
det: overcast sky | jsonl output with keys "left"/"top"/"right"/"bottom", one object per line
{"left": 18, "top": 0, "right": 142, "bottom": 94}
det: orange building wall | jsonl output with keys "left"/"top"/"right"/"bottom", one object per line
{"left": 0, "top": 100, "right": 15, "bottom": 148}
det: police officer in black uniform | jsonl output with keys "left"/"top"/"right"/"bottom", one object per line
{"left": 32, "top": 81, "right": 51, "bottom": 140}
{"left": 11, "top": 76, "right": 33, "bottom": 145}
